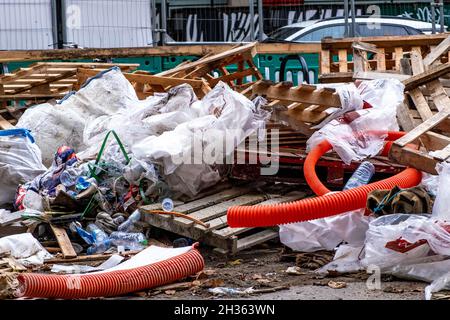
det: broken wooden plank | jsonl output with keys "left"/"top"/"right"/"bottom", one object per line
{"left": 50, "top": 224, "right": 77, "bottom": 259}
{"left": 403, "top": 63, "right": 450, "bottom": 91}
{"left": 423, "top": 35, "right": 450, "bottom": 67}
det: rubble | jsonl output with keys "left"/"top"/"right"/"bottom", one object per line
{"left": 2, "top": 36, "right": 450, "bottom": 300}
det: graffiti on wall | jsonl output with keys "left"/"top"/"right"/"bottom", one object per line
{"left": 400, "top": 6, "right": 450, "bottom": 26}
{"left": 168, "top": 6, "right": 367, "bottom": 42}
{"left": 167, "top": 4, "right": 449, "bottom": 43}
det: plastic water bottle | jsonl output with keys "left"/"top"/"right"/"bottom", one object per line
{"left": 75, "top": 177, "right": 91, "bottom": 191}
{"left": 86, "top": 223, "right": 109, "bottom": 243}
{"left": 343, "top": 161, "right": 375, "bottom": 190}
{"left": 117, "top": 210, "right": 141, "bottom": 232}
{"left": 69, "top": 222, "right": 94, "bottom": 245}
{"left": 110, "top": 231, "right": 148, "bottom": 250}
{"left": 87, "top": 239, "right": 111, "bottom": 255}
{"left": 162, "top": 198, "right": 174, "bottom": 212}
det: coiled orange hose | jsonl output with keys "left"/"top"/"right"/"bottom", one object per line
{"left": 227, "top": 131, "right": 422, "bottom": 227}
{"left": 16, "top": 248, "right": 204, "bottom": 299}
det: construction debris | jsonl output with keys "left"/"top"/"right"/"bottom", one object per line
{"left": 3, "top": 36, "right": 450, "bottom": 301}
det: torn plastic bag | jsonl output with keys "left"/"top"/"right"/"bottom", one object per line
{"left": 361, "top": 214, "right": 450, "bottom": 269}
{"left": 0, "top": 129, "right": 46, "bottom": 206}
{"left": 307, "top": 108, "right": 398, "bottom": 165}
{"left": 0, "top": 233, "right": 52, "bottom": 266}
{"left": 82, "top": 84, "right": 198, "bottom": 156}
{"left": 421, "top": 172, "right": 439, "bottom": 197}
{"left": 307, "top": 79, "right": 401, "bottom": 164}
{"left": 357, "top": 79, "right": 405, "bottom": 111}
{"left": 279, "top": 209, "right": 370, "bottom": 252}
{"left": 432, "top": 162, "right": 450, "bottom": 220}
{"left": 17, "top": 67, "right": 137, "bottom": 166}
{"left": 312, "top": 83, "right": 363, "bottom": 129}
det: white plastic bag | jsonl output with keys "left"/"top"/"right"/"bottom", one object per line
{"left": 279, "top": 209, "right": 370, "bottom": 252}
{"left": 361, "top": 214, "right": 450, "bottom": 269}
{"left": 316, "top": 244, "right": 365, "bottom": 274}
{"left": 0, "top": 129, "right": 46, "bottom": 205}
{"left": 432, "top": 162, "right": 450, "bottom": 220}
{"left": 313, "top": 83, "right": 363, "bottom": 129}
{"left": 17, "top": 67, "right": 137, "bottom": 165}
{"left": 0, "top": 233, "right": 53, "bottom": 266}
{"left": 307, "top": 79, "right": 401, "bottom": 164}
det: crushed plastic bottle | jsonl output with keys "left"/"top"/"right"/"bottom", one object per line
{"left": 110, "top": 231, "right": 148, "bottom": 250}
{"left": 69, "top": 221, "right": 94, "bottom": 245}
{"left": 87, "top": 239, "right": 111, "bottom": 255}
{"left": 343, "top": 161, "right": 375, "bottom": 190}
{"left": 86, "top": 223, "right": 109, "bottom": 243}
{"left": 117, "top": 210, "right": 141, "bottom": 232}
{"left": 162, "top": 198, "right": 174, "bottom": 212}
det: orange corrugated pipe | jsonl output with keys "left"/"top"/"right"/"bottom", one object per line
{"left": 16, "top": 248, "right": 204, "bottom": 299}
{"left": 227, "top": 131, "right": 422, "bottom": 227}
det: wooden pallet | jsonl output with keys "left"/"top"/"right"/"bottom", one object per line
{"left": 140, "top": 183, "right": 306, "bottom": 255}
{"left": 319, "top": 34, "right": 450, "bottom": 83}
{"left": 0, "top": 62, "right": 138, "bottom": 102}
{"left": 157, "top": 42, "right": 263, "bottom": 93}
{"left": 251, "top": 80, "right": 341, "bottom": 135}
{"left": 390, "top": 52, "right": 450, "bottom": 173}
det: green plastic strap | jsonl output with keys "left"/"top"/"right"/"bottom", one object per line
{"left": 89, "top": 130, "right": 130, "bottom": 181}
{"left": 95, "top": 130, "right": 130, "bottom": 166}
{"left": 80, "top": 195, "right": 97, "bottom": 219}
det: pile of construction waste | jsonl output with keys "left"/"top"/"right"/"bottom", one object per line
{"left": 2, "top": 37, "right": 450, "bottom": 300}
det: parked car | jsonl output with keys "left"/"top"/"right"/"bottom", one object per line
{"left": 265, "top": 16, "right": 444, "bottom": 42}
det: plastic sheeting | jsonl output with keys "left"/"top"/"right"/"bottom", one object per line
{"left": 17, "top": 67, "right": 138, "bottom": 166}
{"left": 279, "top": 209, "right": 370, "bottom": 252}
{"left": 307, "top": 79, "right": 402, "bottom": 164}
{"left": 0, "top": 233, "right": 52, "bottom": 266}
{"left": 0, "top": 129, "right": 46, "bottom": 205}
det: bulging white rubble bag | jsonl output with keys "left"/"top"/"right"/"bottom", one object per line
{"left": 17, "top": 67, "right": 138, "bottom": 166}
{"left": 0, "top": 129, "right": 46, "bottom": 206}
{"left": 0, "top": 233, "right": 52, "bottom": 266}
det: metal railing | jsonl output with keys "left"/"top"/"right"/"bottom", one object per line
{"left": 0, "top": 0, "right": 448, "bottom": 50}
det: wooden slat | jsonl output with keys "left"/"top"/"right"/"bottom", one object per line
{"left": 338, "top": 49, "right": 348, "bottom": 72}
{"left": 376, "top": 48, "right": 386, "bottom": 71}
{"left": 320, "top": 50, "right": 331, "bottom": 74}
{"left": 403, "top": 63, "right": 450, "bottom": 91}
{"left": 212, "top": 191, "right": 307, "bottom": 239}
{"left": 173, "top": 193, "right": 268, "bottom": 227}
{"left": 253, "top": 82, "right": 341, "bottom": 107}
{"left": 423, "top": 35, "right": 450, "bottom": 67}
{"left": 50, "top": 225, "right": 77, "bottom": 259}
{"left": 236, "top": 229, "right": 279, "bottom": 251}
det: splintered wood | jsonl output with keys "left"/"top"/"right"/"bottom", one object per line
{"left": 76, "top": 43, "right": 260, "bottom": 99}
